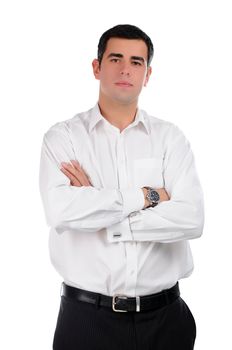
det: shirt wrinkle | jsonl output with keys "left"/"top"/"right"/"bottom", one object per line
{"left": 39, "top": 104, "right": 204, "bottom": 296}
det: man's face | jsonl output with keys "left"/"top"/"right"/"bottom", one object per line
{"left": 92, "top": 38, "right": 152, "bottom": 105}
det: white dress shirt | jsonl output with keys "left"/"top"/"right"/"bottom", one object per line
{"left": 39, "top": 103, "right": 204, "bottom": 297}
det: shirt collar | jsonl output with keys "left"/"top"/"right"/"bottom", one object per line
{"left": 88, "top": 103, "right": 151, "bottom": 135}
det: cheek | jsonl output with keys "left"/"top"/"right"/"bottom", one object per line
{"left": 100, "top": 67, "right": 117, "bottom": 84}
{"left": 99, "top": 74, "right": 111, "bottom": 88}
{"left": 134, "top": 69, "right": 147, "bottom": 84}
{"left": 134, "top": 76, "right": 147, "bottom": 90}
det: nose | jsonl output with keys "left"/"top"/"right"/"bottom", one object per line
{"left": 120, "top": 71, "right": 130, "bottom": 76}
{"left": 120, "top": 62, "right": 131, "bottom": 76}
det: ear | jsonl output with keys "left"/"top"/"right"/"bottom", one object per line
{"left": 92, "top": 59, "right": 101, "bottom": 80}
{"left": 144, "top": 66, "right": 152, "bottom": 87}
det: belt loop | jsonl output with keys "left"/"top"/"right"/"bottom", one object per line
{"left": 95, "top": 293, "right": 100, "bottom": 309}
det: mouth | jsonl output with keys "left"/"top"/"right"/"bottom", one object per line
{"left": 115, "top": 81, "right": 133, "bottom": 87}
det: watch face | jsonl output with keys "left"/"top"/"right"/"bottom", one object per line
{"left": 150, "top": 189, "right": 160, "bottom": 202}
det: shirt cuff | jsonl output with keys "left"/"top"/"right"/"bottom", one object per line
{"left": 120, "top": 188, "right": 145, "bottom": 218}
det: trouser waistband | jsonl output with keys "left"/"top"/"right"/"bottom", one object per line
{"left": 61, "top": 282, "right": 180, "bottom": 313}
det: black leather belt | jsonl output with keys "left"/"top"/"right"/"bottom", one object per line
{"left": 61, "top": 282, "right": 180, "bottom": 313}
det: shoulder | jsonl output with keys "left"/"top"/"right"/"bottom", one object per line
{"left": 142, "top": 109, "right": 186, "bottom": 141}
{"left": 43, "top": 107, "right": 92, "bottom": 142}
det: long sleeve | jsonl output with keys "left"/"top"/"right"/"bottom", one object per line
{"left": 107, "top": 125, "right": 204, "bottom": 243}
{"left": 39, "top": 122, "right": 144, "bottom": 234}
{"left": 39, "top": 105, "right": 202, "bottom": 295}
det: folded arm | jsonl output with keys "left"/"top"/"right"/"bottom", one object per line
{"left": 39, "top": 124, "right": 145, "bottom": 234}
{"left": 40, "top": 123, "right": 204, "bottom": 242}
{"left": 106, "top": 126, "right": 204, "bottom": 243}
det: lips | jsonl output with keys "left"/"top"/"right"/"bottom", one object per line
{"left": 115, "top": 81, "right": 133, "bottom": 87}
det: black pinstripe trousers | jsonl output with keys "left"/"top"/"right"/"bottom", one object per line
{"left": 53, "top": 294, "right": 196, "bottom": 350}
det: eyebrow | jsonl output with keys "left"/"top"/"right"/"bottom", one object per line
{"left": 107, "top": 53, "right": 145, "bottom": 63}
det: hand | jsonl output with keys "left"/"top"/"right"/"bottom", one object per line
{"left": 142, "top": 187, "right": 170, "bottom": 209}
{"left": 60, "top": 160, "right": 92, "bottom": 187}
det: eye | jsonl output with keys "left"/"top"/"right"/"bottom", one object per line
{"left": 132, "top": 61, "right": 142, "bottom": 66}
{"left": 110, "top": 58, "right": 120, "bottom": 63}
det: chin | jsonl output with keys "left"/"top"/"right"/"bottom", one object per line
{"left": 113, "top": 94, "right": 138, "bottom": 105}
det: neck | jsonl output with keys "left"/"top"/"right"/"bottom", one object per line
{"left": 98, "top": 95, "right": 138, "bottom": 132}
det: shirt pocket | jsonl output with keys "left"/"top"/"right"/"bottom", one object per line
{"left": 133, "top": 157, "right": 164, "bottom": 188}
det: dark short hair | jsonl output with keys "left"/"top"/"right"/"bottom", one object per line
{"left": 97, "top": 24, "right": 154, "bottom": 66}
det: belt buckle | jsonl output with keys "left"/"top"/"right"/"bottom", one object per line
{"left": 112, "top": 294, "right": 128, "bottom": 312}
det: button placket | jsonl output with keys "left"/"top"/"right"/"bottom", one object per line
{"left": 116, "top": 133, "right": 137, "bottom": 295}
{"left": 116, "top": 135, "right": 127, "bottom": 189}
{"left": 124, "top": 242, "right": 138, "bottom": 296}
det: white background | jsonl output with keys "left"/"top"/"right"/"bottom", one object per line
{"left": 0, "top": 0, "right": 231, "bottom": 348}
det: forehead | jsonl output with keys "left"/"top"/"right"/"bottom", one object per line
{"left": 104, "top": 38, "right": 148, "bottom": 59}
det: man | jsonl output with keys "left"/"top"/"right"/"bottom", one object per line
{"left": 39, "top": 24, "right": 204, "bottom": 350}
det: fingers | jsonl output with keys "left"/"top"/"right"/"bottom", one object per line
{"left": 70, "top": 159, "right": 81, "bottom": 168}
{"left": 60, "top": 167, "right": 82, "bottom": 186}
{"left": 60, "top": 160, "right": 92, "bottom": 186}
{"left": 70, "top": 160, "right": 93, "bottom": 186}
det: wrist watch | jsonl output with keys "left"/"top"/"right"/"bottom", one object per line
{"left": 144, "top": 187, "right": 160, "bottom": 208}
